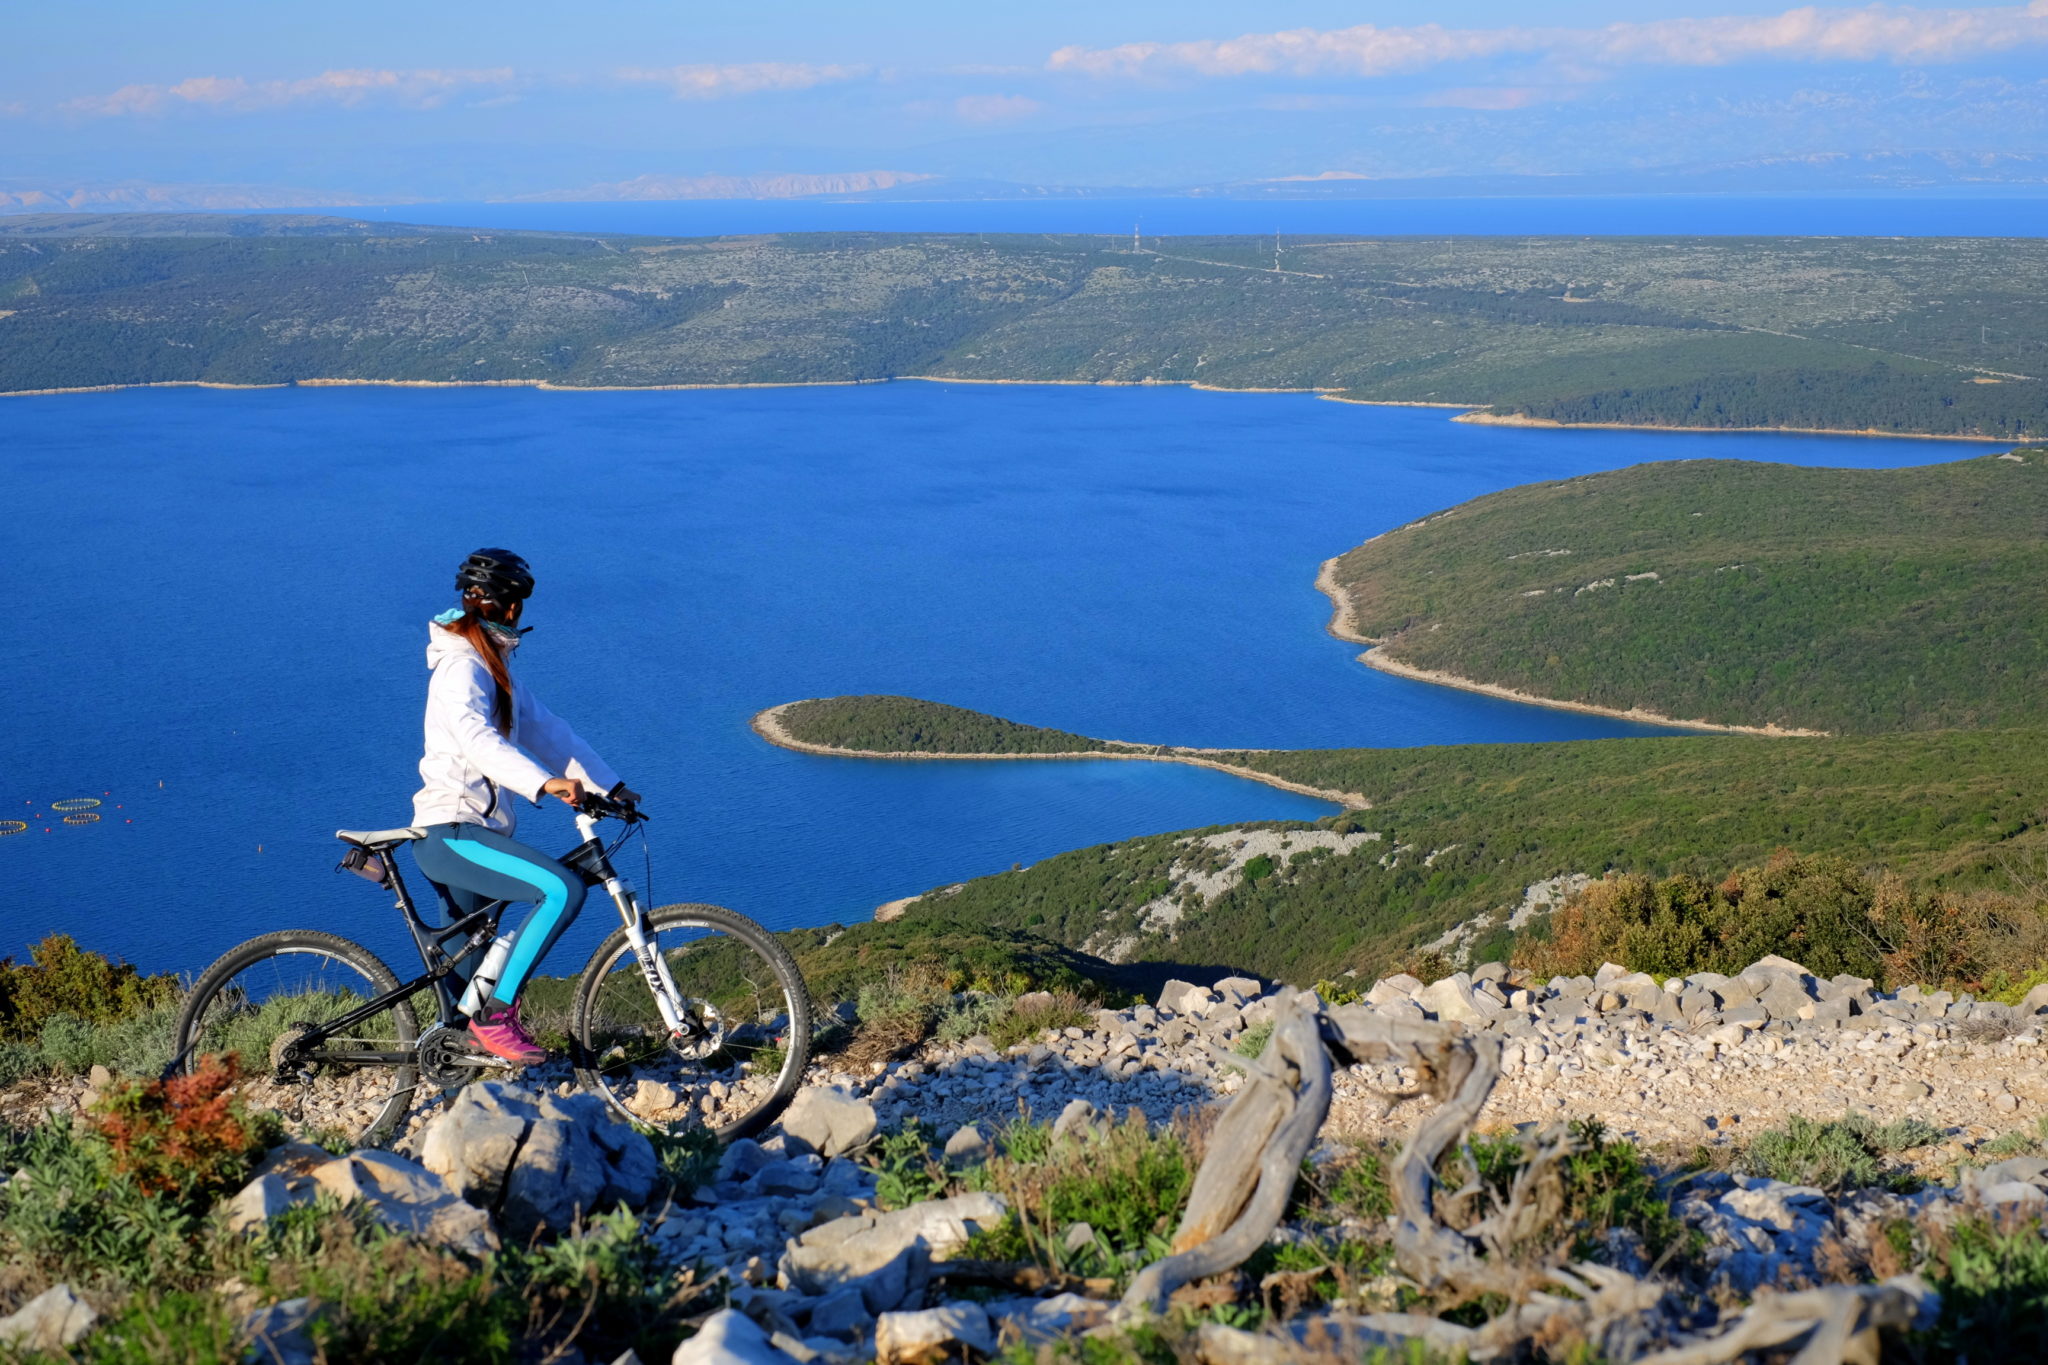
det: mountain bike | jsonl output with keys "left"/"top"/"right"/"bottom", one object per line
{"left": 170, "top": 790, "right": 813, "bottom": 1148}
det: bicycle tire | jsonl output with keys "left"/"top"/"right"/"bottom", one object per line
{"left": 570, "top": 903, "right": 813, "bottom": 1143}
{"left": 173, "top": 929, "right": 423, "bottom": 1148}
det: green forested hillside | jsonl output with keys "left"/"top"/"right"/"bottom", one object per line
{"left": 763, "top": 695, "right": 2048, "bottom": 982}
{"left": 2, "top": 216, "right": 2045, "bottom": 437}
{"left": 1324, "top": 453, "right": 2048, "bottom": 734}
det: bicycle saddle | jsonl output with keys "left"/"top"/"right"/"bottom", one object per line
{"left": 335, "top": 826, "right": 426, "bottom": 850}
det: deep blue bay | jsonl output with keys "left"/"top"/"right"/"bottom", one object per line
{"left": 0, "top": 383, "right": 1980, "bottom": 976}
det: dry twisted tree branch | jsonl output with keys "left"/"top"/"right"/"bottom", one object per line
{"left": 1119, "top": 994, "right": 1938, "bottom": 1363}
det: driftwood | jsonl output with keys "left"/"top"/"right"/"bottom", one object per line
{"left": 1115, "top": 994, "right": 1937, "bottom": 1363}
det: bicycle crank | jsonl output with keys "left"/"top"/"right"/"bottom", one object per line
{"left": 417, "top": 1023, "right": 507, "bottom": 1085}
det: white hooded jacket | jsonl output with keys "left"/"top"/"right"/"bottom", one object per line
{"left": 411, "top": 622, "right": 620, "bottom": 835}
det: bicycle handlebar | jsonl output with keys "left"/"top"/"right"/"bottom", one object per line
{"left": 576, "top": 789, "right": 648, "bottom": 823}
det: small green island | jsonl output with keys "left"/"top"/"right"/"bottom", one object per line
{"left": 759, "top": 696, "right": 1116, "bottom": 756}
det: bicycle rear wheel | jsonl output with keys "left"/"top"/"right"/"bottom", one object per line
{"left": 571, "top": 903, "right": 812, "bottom": 1142}
{"left": 173, "top": 930, "right": 425, "bottom": 1148}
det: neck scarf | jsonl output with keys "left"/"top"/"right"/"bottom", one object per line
{"left": 434, "top": 609, "right": 527, "bottom": 654}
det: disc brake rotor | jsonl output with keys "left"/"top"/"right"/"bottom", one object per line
{"left": 667, "top": 1000, "right": 727, "bottom": 1061}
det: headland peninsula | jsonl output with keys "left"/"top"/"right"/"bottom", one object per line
{"left": 1319, "top": 450, "right": 2048, "bottom": 737}
{"left": 3, "top": 213, "right": 2045, "bottom": 440}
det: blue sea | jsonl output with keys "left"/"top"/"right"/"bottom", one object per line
{"left": 0, "top": 384, "right": 1990, "bottom": 976}
{"left": 318, "top": 196, "right": 2048, "bottom": 240}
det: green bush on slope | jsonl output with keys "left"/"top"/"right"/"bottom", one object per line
{"left": 0, "top": 935, "right": 179, "bottom": 1044}
{"left": 1514, "top": 851, "right": 2048, "bottom": 990}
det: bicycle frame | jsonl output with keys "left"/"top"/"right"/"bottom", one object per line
{"left": 287, "top": 806, "right": 691, "bottom": 1070}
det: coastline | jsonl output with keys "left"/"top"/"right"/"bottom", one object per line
{"left": 1314, "top": 552, "right": 1829, "bottom": 737}
{"left": 749, "top": 702, "right": 1370, "bottom": 808}
{"left": 1454, "top": 410, "right": 2022, "bottom": 445}
{"left": 1321, "top": 395, "right": 1482, "bottom": 410}
{"left": 1, "top": 376, "right": 890, "bottom": 399}
{"left": 1355, "top": 650, "right": 1831, "bottom": 737}
{"left": 0, "top": 373, "right": 2026, "bottom": 446}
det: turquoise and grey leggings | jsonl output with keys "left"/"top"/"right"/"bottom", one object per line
{"left": 413, "top": 823, "right": 586, "bottom": 1010}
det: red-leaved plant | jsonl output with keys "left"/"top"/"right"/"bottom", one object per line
{"left": 93, "top": 1053, "right": 276, "bottom": 1203}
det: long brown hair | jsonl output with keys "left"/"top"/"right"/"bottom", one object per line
{"left": 439, "top": 598, "right": 516, "bottom": 733}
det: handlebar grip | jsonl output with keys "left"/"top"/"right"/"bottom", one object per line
{"left": 576, "top": 791, "right": 647, "bottom": 822}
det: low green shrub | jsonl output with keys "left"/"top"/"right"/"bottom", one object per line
{"left": 1739, "top": 1113, "right": 1931, "bottom": 1192}
{"left": 1449, "top": 1119, "right": 1685, "bottom": 1264}
{"left": 0, "top": 1002, "right": 183, "bottom": 1083}
{"left": 0, "top": 1040, "right": 40, "bottom": 1087}
{"left": 1921, "top": 1217, "right": 2048, "bottom": 1356}
{"left": 636, "top": 1123, "right": 719, "bottom": 1197}
{"left": 784, "top": 921, "right": 1118, "bottom": 1017}
{"left": 866, "top": 1121, "right": 950, "bottom": 1210}
{"left": 1976, "top": 1118, "right": 2048, "bottom": 1161}
{"left": 743, "top": 1040, "right": 788, "bottom": 1080}
{"left": 1233, "top": 1022, "right": 1275, "bottom": 1059}
{"left": 1243, "top": 1233, "right": 1394, "bottom": 1314}
{"left": 970, "top": 1115, "right": 1195, "bottom": 1284}
{"left": 867, "top": 1113, "right": 1196, "bottom": 1287}
{"left": 988, "top": 992, "right": 1091, "bottom": 1052}
{"left": 76, "top": 1290, "right": 240, "bottom": 1365}
{"left": 0, "top": 1115, "right": 203, "bottom": 1294}
{"left": 1312, "top": 1144, "right": 1393, "bottom": 1223}
{"left": 1310, "top": 978, "right": 1366, "bottom": 1006}
{"left": 1985, "top": 965, "right": 2048, "bottom": 1007}
{"left": 242, "top": 1207, "right": 515, "bottom": 1362}
{"left": 234, "top": 1201, "right": 709, "bottom": 1364}
{"left": 855, "top": 963, "right": 954, "bottom": 1036}
{"left": 934, "top": 994, "right": 1010, "bottom": 1044}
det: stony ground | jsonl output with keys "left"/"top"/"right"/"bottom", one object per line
{"left": 820, "top": 958, "right": 2048, "bottom": 1167}
{"left": 7, "top": 955, "right": 2048, "bottom": 1363}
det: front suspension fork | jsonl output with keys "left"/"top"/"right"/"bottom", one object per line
{"left": 606, "top": 875, "right": 690, "bottom": 1036}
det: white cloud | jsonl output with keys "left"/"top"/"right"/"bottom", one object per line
{"left": 954, "top": 93, "right": 1042, "bottom": 122}
{"left": 1421, "top": 86, "right": 1552, "bottom": 110}
{"left": 1050, "top": 25, "right": 1536, "bottom": 80}
{"left": 613, "top": 62, "right": 866, "bottom": 100}
{"left": 1048, "top": 4, "right": 2048, "bottom": 81}
{"left": 65, "top": 68, "right": 517, "bottom": 116}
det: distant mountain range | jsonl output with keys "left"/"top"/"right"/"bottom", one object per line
{"left": 6, "top": 150, "right": 2048, "bottom": 215}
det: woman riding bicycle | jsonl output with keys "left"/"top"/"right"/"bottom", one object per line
{"left": 411, "top": 547, "right": 636, "bottom": 1067}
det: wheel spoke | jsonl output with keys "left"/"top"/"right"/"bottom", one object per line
{"left": 574, "top": 908, "right": 811, "bottom": 1140}
{"left": 177, "top": 934, "right": 427, "bottom": 1148}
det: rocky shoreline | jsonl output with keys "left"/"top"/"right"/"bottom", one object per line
{"left": 750, "top": 702, "right": 1370, "bottom": 809}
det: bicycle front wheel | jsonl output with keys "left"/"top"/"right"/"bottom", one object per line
{"left": 571, "top": 903, "right": 812, "bottom": 1142}
{"left": 173, "top": 930, "right": 424, "bottom": 1148}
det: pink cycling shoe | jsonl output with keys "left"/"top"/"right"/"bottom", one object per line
{"left": 467, "top": 999, "right": 548, "bottom": 1067}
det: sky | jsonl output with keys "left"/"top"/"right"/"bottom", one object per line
{"left": 8, "top": 2, "right": 2048, "bottom": 204}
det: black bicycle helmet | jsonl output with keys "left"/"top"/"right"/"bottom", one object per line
{"left": 455, "top": 548, "right": 535, "bottom": 604}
